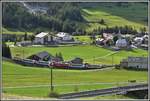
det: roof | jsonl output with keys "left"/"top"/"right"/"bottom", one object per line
{"left": 128, "top": 56, "right": 148, "bottom": 62}
{"left": 103, "top": 33, "right": 113, "bottom": 40}
{"left": 71, "top": 57, "right": 83, "bottom": 64}
{"left": 116, "top": 39, "right": 127, "bottom": 43}
{"left": 35, "top": 32, "right": 49, "bottom": 38}
{"left": 143, "top": 35, "right": 149, "bottom": 38}
{"left": 96, "top": 38, "right": 104, "bottom": 42}
{"left": 57, "top": 32, "right": 69, "bottom": 37}
{"left": 134, "top": 37, "right": 143, "bottom": 41}
{"left": 36, "top": 51, "right": 50, "bottom": 59}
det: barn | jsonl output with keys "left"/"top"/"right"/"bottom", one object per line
{"left": 28, "top": 51, "right": 53, "bottom": 61}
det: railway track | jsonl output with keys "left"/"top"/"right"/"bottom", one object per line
{"left": 58, "top": 83, "right": 148, "bottom": 99}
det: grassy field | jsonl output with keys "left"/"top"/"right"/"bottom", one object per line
{"left": 2, "top": 27, "right": 33, "bottom": 35}
{"left": 73, "top": 35, "right": 100, "bottom": 43}
{"left": 82, "top": 3, "right": 147, "bottom": 32}
{"left": 10, "top": 45, "right": 148, "bottom": 64}
{"left": 2, "top": 60, "right": 148, "bottom": 98}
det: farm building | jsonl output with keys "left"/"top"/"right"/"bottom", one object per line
{"left": 70, "top": 57, "right": 83, "bottom": 64}
{"left": 120, "top": 56, "right": 148, "bottom": 69}
{"left": 28, "top": 51, "right": 53, "bottom": 61}
{"left": 56, "top": 32, "right": 73, "bottom": 41}
{"left": 34, "top": 32, "right": 56, "bottom": 44}
{"left": 115, "top": 38, "right": 127, "bottom": 48}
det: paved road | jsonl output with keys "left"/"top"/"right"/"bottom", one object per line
{"left": 58, "top": 83, "right": 148, "bottom": 99}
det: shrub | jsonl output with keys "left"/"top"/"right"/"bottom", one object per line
{"left": 48, "top": 91, "right": 59, "bottom": 98}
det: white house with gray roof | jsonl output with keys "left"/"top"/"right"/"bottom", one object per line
{"left": 34, "top": 32, "right": 56, "bottom": 44}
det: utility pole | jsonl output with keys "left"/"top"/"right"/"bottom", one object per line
{"left": 50, "top": 64, "right": 54, "bottom": 92}
{"left": 23, "top": 49, "right": 24, "bottom": 59}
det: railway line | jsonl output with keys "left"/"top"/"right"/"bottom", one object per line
{"left": 13, "top": 58, "right": 113, "bottom": 69}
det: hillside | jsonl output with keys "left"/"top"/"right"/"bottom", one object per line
{"left": 81, "top": 2, "right": 147, "bottom": 32}
{"left": 2, "top": 2, "right": 148, "bottom": 35}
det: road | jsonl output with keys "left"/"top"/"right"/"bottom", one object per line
{"left": 58, "top": 83, "right": 148, "bottom": 99}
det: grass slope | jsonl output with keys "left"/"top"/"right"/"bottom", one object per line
{"left": 2, "top": 3, "right": 148, "bottom": 35}
{"left": 10, "top": 45, "right": 148, "bottom": 64}
{"left": 2, "top": 27, "right": 33, "bottom": 35}
{"left": 82, "top": 3, "right": 147, "bottom": 32}
{"left": 2, "top": 60, "right": 147, "bottom": 97}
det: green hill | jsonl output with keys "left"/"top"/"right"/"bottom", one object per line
{"left": 82, "top": 2, "right": 147, "bottom": 32}
{"left": 2, "top": 2, "right": 148, "bottom": 35}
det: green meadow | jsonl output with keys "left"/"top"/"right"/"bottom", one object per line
{"left": 2, "top": 60, "right": 148, "bottom": 97}
{"left": 10, "top": 45, "right": 148, "bottom": 64}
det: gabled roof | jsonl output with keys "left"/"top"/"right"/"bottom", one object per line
{"left": 116, "top": 39, "right": 127, "bottom": 44}
{"left": 35, "top": 32, "right": 49, "bottom": 38}
{"left": 57, "top": 32, "right": 69, "bottom": 37}
{"left": 36, "top": 51, "right": 51, "bottom": 59}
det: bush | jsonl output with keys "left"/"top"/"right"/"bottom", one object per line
{"left": 2, "top": 42, "right": 12, "bottom": 59}
{"left": 48, "top": 91, "right": 59, "bottom": 98}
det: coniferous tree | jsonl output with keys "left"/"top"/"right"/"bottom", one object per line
{"left": 2, "top": 42, "right": 12, "bottom": 58}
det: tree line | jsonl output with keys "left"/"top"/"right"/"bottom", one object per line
{"left": 2, "top": 2, "right": 147, "bottom": 38}
{"left": 2, "top": 2, "right": 85, "bottom": 33}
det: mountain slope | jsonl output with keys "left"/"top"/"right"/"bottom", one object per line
{"left": 2, "top": 2, "right": 148, "bottom": 34}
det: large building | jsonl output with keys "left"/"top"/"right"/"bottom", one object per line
{"left": 120, "top": 56, "right": 148, "bottom": 69}
{"left": 34, "top": 32, "right": 74, "bottom": 44}
{"left": 34, "top": 32, "right": 56, "bottom": 44}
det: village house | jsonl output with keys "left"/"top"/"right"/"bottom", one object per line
{"left": 70, "top": 57, "right": 83, "bottom": 64}
{"left": 133, "top": 34, "right": 148, "bottom": 50}
{"left": 115, "top": 38, "right": 127, "bottom": 48}
{"left": 133, "top": 37, "right": 143, "bottom": 45}
{"left": 96, "top": 33, "right": 114, "bottom": 46}
{"left": 34, "top": 32, "right": 56, "bottom": 44}
{"left": 28, "top": 51, "right": 53, "bottom": 61}
{"left": 120, "top": 56, "right": 148, "bottom": 70}
{"left": 56, "top": 32, "right": 73, "bottom": 41}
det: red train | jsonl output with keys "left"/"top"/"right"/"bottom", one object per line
{"left": 50, "top": 61, "right": 88, "bottom": 68}
{"left": 50, "top": 61, "right": 69, "bottom": 68}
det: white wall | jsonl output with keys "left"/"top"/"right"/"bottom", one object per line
{"left": 128, "top": 62, "right": 148, "bottom": 69}
{"left": 34, "top": 37, "right": 44, "bottom": 44}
